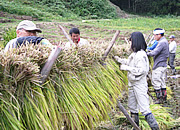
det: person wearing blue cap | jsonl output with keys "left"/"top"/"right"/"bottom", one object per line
{"left": 168, "top": 35, "right": 177, "bottom": 75}
{"left": 147, "top": 28, "right": 169, "bottom": 104}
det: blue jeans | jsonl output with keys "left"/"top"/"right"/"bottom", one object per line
{"left": 168, "top": 53, "right": 175, "bottom": 70}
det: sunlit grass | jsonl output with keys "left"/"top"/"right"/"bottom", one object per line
{"left": 82, "top": 17, "right": 180, "bottom": 31}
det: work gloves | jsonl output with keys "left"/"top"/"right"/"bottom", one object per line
{"left": 114, "top": 56, "right": 130, "bottom": 71}
{"left": 120, "top": 64, "right": 131, "bottom": 71}
{"left": 114, "top": 56, "right": 125, "bottom": 64}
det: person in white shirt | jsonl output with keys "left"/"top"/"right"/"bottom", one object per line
{"left": 115, "top": 32, "right": 159, "bottom": 130}
{"left": 168, "top": 35, "right": 177, "bottom": 75}
{"left": 65, "top": 28, "right": 89, "bottom": 48}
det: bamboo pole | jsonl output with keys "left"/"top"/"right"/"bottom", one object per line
{"left": 117, "top": 99, "right": 141, "bottom": 130}
{"left": 40, "top": 46, "right": 62, "bottom": 84}
{"left": 125, "top": 37, "right": 129, "bottom": 44}
{"left": 145, "top": 33, "right": 151, "bottom": 42}
{"left": 147, "top": 35, "right": 154, "bottom": 46}
{"left": 58, "top": 24, "right": 74, "bottom": 45}
{"left": 101, "top": 30, "right": 120, "bottom": 61}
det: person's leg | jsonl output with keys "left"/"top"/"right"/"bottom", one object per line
{"left": 133, "top": 85, "right": 159, "bottom": 129}
{"left": 133, "top": 85, "right": 151, "bottom": 116}
{"left": 161, "top": 67, "right": 167, "bottom": 102}
{"left": 131, "top": 112, "right": 139, "bottom": 129}
{"left": 145, "top": 113, "right": 159, "bottom": 130}
{"left": 169, "top": 53, "right": 175, "bottom": 69}
{"left": 152, "top": 68, "right": 162, "bottom": 104}
{"left": 172, "top": 53, "right": 176, "bottom": 74}
{"left": 154, "top": 89, "right": 162, "bottom": 104}
{"left": 128, "top": 87, "right": 139, "bottom": 128}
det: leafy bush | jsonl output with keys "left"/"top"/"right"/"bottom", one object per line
{"left": 0, "top": 0, "right": 117, "bottom": 20}
{"left": 2, "top": 28, "right": 16, "bottom": 48}
{"left": 65, "top": 0, "right": 117, "bottom": 19}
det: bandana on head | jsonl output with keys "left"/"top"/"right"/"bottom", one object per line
{"left": 153, "top": 29, "right": 165, "bottom": 34}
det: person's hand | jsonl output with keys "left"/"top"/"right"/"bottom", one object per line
{"left": 120, "top": 64, "right": 131, "bottom": 71}
{"left": 114, "top": 56, "right": 120, "bottom": 61}
{"left": 120, "top": 64, "right": 127, "bottom": 70}
{"left": 146, "top": 49, "right": 151, "bottom": 52}
{"left": 147, "top": 52, "right": 150, "bottom": 56}
{"left": 114, "top": 56, "right": 123, "bottom": 63}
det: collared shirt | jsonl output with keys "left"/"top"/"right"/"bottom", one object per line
{"left": 169, "top": 40, "right": 177, "bottom": 53}
{"left": 126, "top": 50, "right": 149, "bottom": 86}
{"left": 147, "top": 37, "right": 169, "bottom": 70}
{"left": 65, "top": 38, "right": 89, "bottom": 48}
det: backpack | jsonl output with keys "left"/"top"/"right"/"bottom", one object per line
{"left": 16, "top": 36, "right": 44, "bottom": 47}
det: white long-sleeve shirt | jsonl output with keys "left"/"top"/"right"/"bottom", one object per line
{"left": 169, "top": 41, "right": 177, "bottom": 53}
{"left": 65, "top": 38, "right": 89, "bottom": 48}
{"left": 122, "top": 50, "right": 149, "bottom": 87}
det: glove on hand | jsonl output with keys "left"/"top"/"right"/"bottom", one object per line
{"left": 114, "top": 56, "right": 123, "bottom": 63}
{"left": 120, "top": 64, "right": 131, "bottom": 71}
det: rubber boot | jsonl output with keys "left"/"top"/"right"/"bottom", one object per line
{"left": 154, "top": 89, "right": 162, "bottom": 104}
{"left": 145, "top": 113, "right": 159, "bottom": 130}
{"left": 161, "top": 88, "right": 167, "bottom": 103}
{"left": 131, "top": 112, "right": 139, "bottom": 130}
{"left": 172, "top": 69, "right": 176, "bottom": 75}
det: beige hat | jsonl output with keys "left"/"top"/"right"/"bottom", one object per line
{"left": 16, "top": 20, "right": 42, "bottom": 33}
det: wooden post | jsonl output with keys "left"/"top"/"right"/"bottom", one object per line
{"left": 117, "top": 99, "right": 141, "bottom": 130}
{"left": 40, "top": 46, "right": 62, "bottom": 84}
{"left": 101, "top": 30, "right": 120, "bottom": 61}
{"left": 58, "top": 25, "right": 74, "bottom": 45}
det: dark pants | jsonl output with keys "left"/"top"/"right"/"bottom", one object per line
{"left": 168, "top": 53, "right": 175, "bottom": 70}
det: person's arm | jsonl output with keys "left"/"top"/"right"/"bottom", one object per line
{"left": 120, "top": 54, "right": 148, "bottom": 76}
{"left": 147, "top": 41, "right": 158, "bottom": 50}
{"left": 4, "top": 38, "right": 17, "bottom": 52}
{"left": 147, "top": 41, "right": 164, "bottom": 56}
{"left": 4, "top": 42, "right": 11, "bottom": 52}
{"left": 114, "top": 56, "right": 129, "bottom": 65}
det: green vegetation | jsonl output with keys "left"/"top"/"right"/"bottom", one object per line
{"left": 0, "top": 0, "right": 117, "bottom": 21}
{"left": 2, "top": 28, "right": 16, "bottom": 47}
{"left": 110, "top": 0, "right": 179, "bottom": 16}
{"left": 82, "top": 17, "right": 180, "bottom": 31}
{"left": 176, "top": 44, "right": 180, "bottom": 59}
